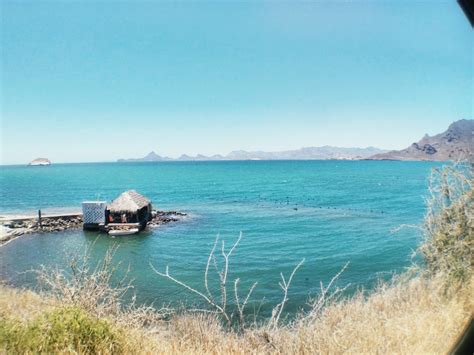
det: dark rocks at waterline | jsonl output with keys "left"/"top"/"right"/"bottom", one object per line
{"left": 148, "top": 210, "right": 187, "bottom": 227}
{"left": 4, "top": 216, "right": 83, "bottom": 234}
{"left": 153, "top": 210, "right": 187, "bottom": 217}
{"left": 0, "top": 210, "right": 187, "bottom": 244}
{"left": 0, "top": 215, "right": 83, "bottom": 244}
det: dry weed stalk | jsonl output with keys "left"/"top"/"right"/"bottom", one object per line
{"left": 303, "top": 261, "right": 350, "bottom": 322}
{"left": 35, "top": 241, "right": 171, "bottom": 329}
{"left": 267, "top": 259, "right": 305, "bottom": 330}
{"left": 151, "top": 232, "right": 307, "bottom": 331}
{"left": 234, "top": 277, "right": 258, "bottom": 329}
{"left": 151, "top": 233, "right": 259, "bottom": 330}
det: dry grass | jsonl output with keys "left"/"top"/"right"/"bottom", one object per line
{"left": 1, "top": 275, "right": 471, "bottom": 354}
{"left": 1, "top": 164, "right": 472, "bottom": 354}
{"left": 34, "top": 241, "right": 172, "bottom": 330}
{"left": 148, "top": 276, "right": 473, "bottom": 354}
{"left": 0, "top": 285, "right": 56, "bottom": 322}
{"left": 274, "top": 276, "right": 472, "bottom": 354}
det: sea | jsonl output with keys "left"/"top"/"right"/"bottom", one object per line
{"left": 0, "top": 160, "right": 443, "bottom": 316}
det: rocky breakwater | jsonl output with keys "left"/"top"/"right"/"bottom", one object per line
{"left": 0, "top": 215, "right": 83, "bottom": 245}
{"left": 148, "top": 210, "right": 187, "bottom": 227}
{"left": 0, "top": 210, "right": 187, "bottom": 245}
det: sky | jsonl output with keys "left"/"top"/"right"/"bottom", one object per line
{"left": 1, "top": 0, "right": 472, "bottom": 164}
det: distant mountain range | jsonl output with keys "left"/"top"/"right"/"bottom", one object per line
{"left": 118, "top": 119, "right": 473, "bottom": 163}
{"left": 369, "top": 119, "right": 473, "bottom": 161}
{"left": 118, "top": 146, "right": 388, "bottom": 162}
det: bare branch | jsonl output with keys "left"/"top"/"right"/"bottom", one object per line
{"left": 150, "top": 262, "right": 230, "bottom": 324}
{"left": 268, "top": 258, "right": 305, "bottom": 330}
{"left": 205, "top": 235, "right": 219, "bottom": 301}
{"left": 305, "top": 262, "right": 350, "bottom": 321}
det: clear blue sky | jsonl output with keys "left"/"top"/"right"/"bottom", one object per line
{"left": 1, "top": 0, "right": 472, "bottom": 164}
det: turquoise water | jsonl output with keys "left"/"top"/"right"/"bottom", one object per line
{"left": 0, "top": 161, "right": 441, "bottom": 315}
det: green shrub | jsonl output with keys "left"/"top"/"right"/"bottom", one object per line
{"left": 0, "top": 306, "right": 126, "bottom": 354}
{"left": 420, "top": 165, "right": 473, "bottom": 284}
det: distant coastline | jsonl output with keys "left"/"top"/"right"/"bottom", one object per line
{"left": 118, "top": 146, "right": 388, "bottom": 163}
{"left": 118, "top": 119, "right": 473, "bottom": 163}
{"left": 5, "top": 119, "right": 471, "bottom": 166}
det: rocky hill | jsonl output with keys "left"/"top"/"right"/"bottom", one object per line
{"left": 225, "top": 146, "right": 386, "bottom": 160}
{"left": 117, "top": 151, "right": 171, "bottom": 162}
{"left": 369, "top": 119, "right": 473, "bottom": 161}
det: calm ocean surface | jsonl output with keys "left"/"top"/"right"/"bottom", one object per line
{"left": 0, "top": 161, "right": 442, "bottom": 315}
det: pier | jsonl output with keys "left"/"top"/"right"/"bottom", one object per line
{"left": 0, "top": 210, "right": 83, "bottom": 245}
{"left": 0, "top": 207, "right": 187, "bottom": 246}
{"left": 0, "top": 211, "right": 82, "bottom": 223}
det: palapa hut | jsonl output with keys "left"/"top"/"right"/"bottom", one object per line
{"left": 105, "top": 190, "right": 153, "bottom": 231}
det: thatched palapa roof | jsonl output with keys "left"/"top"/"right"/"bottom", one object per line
{"left": 107, "top": 190, "right": 151, "bottom": 213}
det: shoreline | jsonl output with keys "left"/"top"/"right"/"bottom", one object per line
{"left": 0, "top": 159, "right": 449, "bottom": 167}
{"left": 0, "top": 209, "right": 188, "bottom": 246}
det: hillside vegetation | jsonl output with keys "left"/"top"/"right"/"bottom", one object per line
{"left": 1, "top": 165, "right": 472, "bottom": 354}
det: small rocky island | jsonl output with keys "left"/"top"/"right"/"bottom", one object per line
{"left": 28, "top": 158, "right": 51, "bottom": 166}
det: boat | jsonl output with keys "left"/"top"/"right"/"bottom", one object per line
{"left": 108, "top": 228, "right": 139, "bottom": 236}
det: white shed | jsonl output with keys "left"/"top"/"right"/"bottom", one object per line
{"left": 82, "top": 201, "right": 107, "bottom": 230}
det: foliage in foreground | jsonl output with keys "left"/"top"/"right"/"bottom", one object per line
{"left": 0, "top": 165, "right": 472, "bottom": 354}
{"left": 0, "top": 307, "right": 124, "bottom": 354}
{"left": 420, "top": 165, "right": 473, "bottom": 284}
{"left": 1, "top": 276, "right": 471, "bottom": 354}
